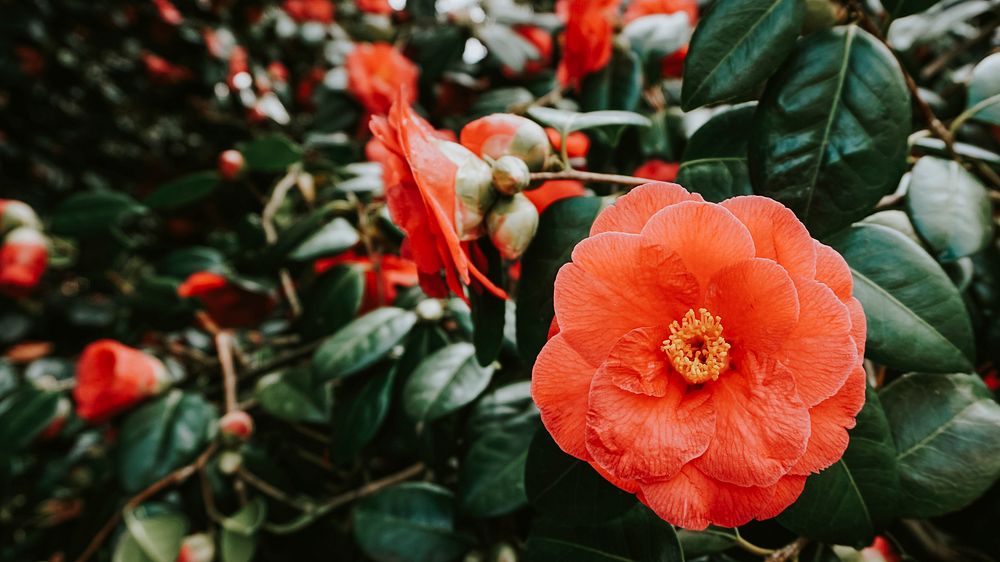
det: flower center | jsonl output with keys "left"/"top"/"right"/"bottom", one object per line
{"left": 661, "top": 308, "right": 731, "bottom": 385}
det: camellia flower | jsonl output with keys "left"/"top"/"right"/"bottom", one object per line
{"left": 524, "top": 180, "right": 586, "bottom": 215}
{"left": 532, "top": 182, "right": 867, "bottom": 529}
{"left": 315, "top": 250, "right": 419, "bottom": 311}
{"left": 283, "top": 0, "right": 335, "bottom": 23}
{"left": 0, "top": 228, "right": 48, "bottom": 298}
{"left": 623, "top": 0, "right": 698, "bottom": 25}
{"left": 356, "top": 0, "right": 393, "bottom": 15}
{"left": 346, "top": 43, "right": 419, "bottom": 117}
{"left": 73, "top": 340, "right": 168, "bottom": 423}
{"left": 370, "top": 95, "right": 506, "bottom": 300}
{"left": 633, "top": 159, "right": 680, "bottom": 182}
{"left": 177, "top": 272, "right": 274, "bottom": 329}
{"left": 460, "top": 114, "right": 551, "bottom": 171}
{"left": 557, "top": 0, "right": 620, "bottom": 89}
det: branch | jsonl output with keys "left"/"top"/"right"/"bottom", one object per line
{"left": 530, "top": 170, "right": 654, "bottom": 186}
{"left": 765, "top": 538, "right": 809, "bottom": 562}
{"left": 215, "top": 331, "right": 238, "bottom": 413}
{"left": 262, "top": 164, "right": 304, "bottom": 318}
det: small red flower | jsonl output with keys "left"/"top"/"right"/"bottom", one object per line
{"left": 546, "top": 128, "right": 590, "bottom": 159}
{"left": 315, "top": 250, "right": 419, "bottom": 311}
{"left": 177, "top": 272, "right": 274, "bottom": 329}
{"left": 502, "top": 26, "right": 553, "bottom": 78}
{"left": 460, "top": 114, "right": 550, "bottom": 171}
{"left": 861, "top": 536, "right": 900, "bottom": 562}
{"left": 218, "top": 150, "right": 245, "bottom": 181}
{"left": 356, "top": 0, "right": 393, "bottom": 15}
{"left": 557, "top": 0, "right": 620, "bottom": 89}
{"left": 153, "top": 0, "right": 183, "bottom": 25}
{"left": 346, "top": 43, "right": 419, "bottom": 117}
{"left": 623, "top": 0, "right": 698, "bottom": 24}
{"left": 141, "top": 53, "right": 192, "bottom": 85}
{"left": 661, "top": 44, "right": 688, "bottom": 78}
{"left": 283, "top": 0, "right": 335, "bottom": 23}
{"left": 634, "top": 159, "right": 680, "bottom": 182}
{"left": 369, "top": 95, "right": 506, "bottom": 300}
{"left": 73, "top": 340, "right": 167, "bottom": 423}
{"left": 0, "top": 228, "right": 47, "bottom": 298}
{"left": 219, "top": 410, "right": 254, "bottom": 440}
{"left": 227, "top": 46, "right": 249, "bottom": 90}
{"left": 297, "top": 67, "right": 327, "bottom": 109}
{"left": 524, "top": 180, "right": 586, "bottom": 215}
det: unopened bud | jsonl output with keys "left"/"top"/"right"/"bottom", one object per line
{"left": 460, "top": 114, "right": 551, "bottom": 171}
{"left": 416, "top": 299, "right": 445, "bottom": 322}
{"left": 177, "top": 533, "right": 215, "bottom": 562}
{"left": 487, "top": 194, "right": 539, "bottom": 261}
{"left": 491, "top": 543, "right": 518, "bottom": 562}
{"left": 491, "top": 156, "right": 531, "bottom": 196}
{"left": 0, "top": 200, "right": 41, "bottom": 234}
{"left": 218, "top": 450, "right": 243, "bottom": 474}
{"left": 438, "top": 141, "right": 497, "bottom": 240}
{"left": 219, "top": 410, "right": 254, "bottom": 441}
{"left": 218, "top": 149, "right": 246, "bottom": 181}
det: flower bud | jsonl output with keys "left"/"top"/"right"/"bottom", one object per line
{"left": 218, "top": 149, "right": 246, "bottom": 181}
{"left": 0, "top": 227, "right": 48, "bottom": 298}
{"left": 802, "top": 0, "right": 846, "bottom": 34}
{"left": 0, "top": 200, "right": 41, "bottom": 234}
{"left": 487, "top": 194, "right": 539, "bottom": 261}
{"left": 218, "top": 450, "right": 243, "bottom": 474}
{"left": 460, "top": 114, "right": 551, "bottom": 171}
{"left": 491, "top": 156, "right": 531, "bottom": 196}
{"left": 177, "top": 533, "right": 215, "bottom": 562}
{"left": 437, "top": 140, "right": 497, "bottom": 241}
{"left": 219, "top": 410, "right": 254, "bottom": 441}
{"left": 73, "top": 341, "right": 169, "bottom": 424}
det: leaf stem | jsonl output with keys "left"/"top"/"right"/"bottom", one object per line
{"left": 529, "top": 170, "right": 654, "bottom": 186}
{"left": 733, "top": 528, "right": 777, "bottom": 557}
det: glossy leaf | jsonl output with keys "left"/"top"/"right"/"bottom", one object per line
{"left": 144, "top": 171, "right": 220, "bottom": 210}
{"left": 681, "top": 0, "right": 805, "bottom": 110}
{"left": 750, "top": 26, "right": 911, "bottom": 237}
{"left": 0, "top": 385, "right": 62, "bottom": 460}
{"left": 458, "top": 423, "right": 536, "bottom": 518}
{"left": 466, "top": 380, "right": 538, "bottom": 439}
{"left": 676, "top": 103, "right": 755, "bottom": 201}
{"left": 880, "top": 373, "right": 1000, "bottom": 517}
{"left": 527, "top": 107, "right": 651, "bottom": 136}
{"left": 828, "top": 224, "right": 975, "bottom": 372}
{"left": 113, "top": 507, "right": 187, "bottom": 562}
{"left": 470, "top": 238, "right": 506, "bottom": 367}
{"left": 330, "top": 367, "right": 397, "bottom": 461}
{"left": 239, "top": 134, "right": 303, "bottom": 172}
{"left": 312, "top": 307, "right": 417, "bottom": 382}
{"left": 50, "top": 192, "right": 147, "bottom": 237}
{"left": 777, "top": 386, "right": 899, "bottom": 548}
{"left": 966, "top": 52, "right": 1000, "bottom": 126}
{"left": 220, "top": 498, "right": 267, "bottom": 562}
{"left": 623, "top": 13, "right": 690, "bottom": 66}
{"left": 287, "top": 217, "right": 360, "bottom": 262}
{"left": 255, "top": 368, "right": 330, "bottom": 424}
{"left": 906, "top": 156, "right": 992, "bottom": 261}
{"left": 403, "top": 343, "right": 495, "bottom": 422}
{"left": 299, "top": 264, "right": 365, "bottom": 340}
{"left": 525, "top": 504, "right": 682, "bottom": 562}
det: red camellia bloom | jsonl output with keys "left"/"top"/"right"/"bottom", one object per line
{"left": 0, "top": 228, "right": 48, "bottom": 298}
{"left": 315, "top": 250, "right": 419, "bottom": 311}
{"left": 153, "top": 0, "right": 183, "bottom": 25}
{"left": 283, "top": 0, "right": 335, "bottom": 23}
{"left": 623, "top": 0, "right": 698, "bottom": 24}
{"left": 218, "top": 150, "right": 245, "bottom": 180}
{"left": 370, "top": 96, "right": 506, "bottom": 300}
{"left": 661, "top": 44, "right": 688, "bottom": 78}
{"left": 524, "top": 180, "right": 586, "bottom": 215}
{"left": 356, "top": 0, "right": 393, "bottom": 15}
{"left": 557, "top": 0, "right": 620, "bottom": 89}
{"left": 502, "top": 26, "right": 553, "bottom": 78}
{"left": 73, "top": 340, "right": 167, "bottom": 423}
{"left": 141, "top": 52, "right": 192, "bottom": 85}
{"left": 460, "top": 114, "right": 551, "bottom": 171}
{"left": 546, "top": 128, "right": 590, "bottom": 159}
{"left": 346, "top": 43, "right": 419, "bottom": 117}
{"left": 177, "top": 272, "right": 274, "bottom": 329}
{"left": 634, "top": 159, "right": 680, "bottom": 182}
{"left": 532, "top": 182, "right": 867, "bottom": 529}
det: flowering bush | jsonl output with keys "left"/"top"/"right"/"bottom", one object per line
{"left": 2, "top": 1, "right": 1000, "bottom": 561}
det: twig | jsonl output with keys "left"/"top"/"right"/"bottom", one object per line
{"left": 73, "top": 444, "right": 218, "bottom": 562}
{"left": 262, "top": 164, "right": 304, "bottom": 318}
{"left": 215, "top": 331, "right": 238, "bottom": 413}
{"left": 238, "top": 340, "right": 323, "bottom": 382}
{"left": 765, "top": 537, "right": 809, "bottom": 562}
{"left": 921, "top": 19, "right": 1000, "bottom": 80}
{"left": 530, "top": 170, "right": 654, "bottom": 186}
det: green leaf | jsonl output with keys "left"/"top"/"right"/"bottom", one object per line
{"left": 906, "top": 157, "right": 992, "bottom": 261}
{"left": 330, "top": 367, "right": 397, "bottom": 461}
{"left": 517, "top": 197, "right": 603, "bottom": 365}
{"left": 749, "top": 26, "right": 911, "bottom": 237}
{"left": 0, "top": 385, "right": 62, "bottom": 460}
{"left": 525, "top": 504, "right": 683, "bottom": 562}
{"left": 527, "top": 107, "right": 651, "bottom": 137}
{"left": 299, "top": 264, "right": 365, "bottom": 340}
{"left": 50, "top": 192, "right": 147, "bottom": 237}
{"left": 478, "top": 23, "right": 539, "bottom": 73}
{"left": 676, "top": 527, "right": 738, "bottom": 558}
{"left": 144, "top": 171, "right": 220, "bottom": 210}
{"left": 312, "top": 307, "right": 418, "bottom": 382}
{"left": 156, "top": 247, "right": 227, "bottom": 280}
{"left": 778, "top": 385, "right": 899, "bottom": 548}
{"left": 880, "top": 372, "right": 1000, "bottom": 517}
{"left": 352, "top": 482, "right": 472, "bottom": 562}
{"left": 681, "top": 0, "right": 804, "bottom": 110}
{"left": 828, "top": 224, "right": 974, "bottom": 372}
{"left": 966, "top": 52, "right": 1000, "bottom": 126}
{"left": 470, "top": 238, "right": 505, "bottom": 367}
{"left": 466, "top": 380, "right": 538, "bottom": 439}
{"left": 458, "top": 423, "right": 537, "bottom": 517}
{"left": 524, "top": 428, "right": 636, "bottom": 525}
{"left": 403, "top": 343, "right": 495, "bottom": 422}
{"left": 220, "top": 497, "right": 267, "bottom": 562}
{"left": 255, "top": 368, "right": 330, "bottom": 424}
{"left": 676, "top": 103, "right": 755, "bottom": 201}
{"left": 287, "top": 217, "right": 360, "bottom": 262}
{"left": 117, "top": 391, "right": 218, "bottom": 493}
{"left": 264, "top": 205, "right": 339, "bottom": 265}
{"left": 113, "top": 507, "right": 187, "bottom": 562}
{"left": 239, "top": 135, "right": 303, "bottom": 172}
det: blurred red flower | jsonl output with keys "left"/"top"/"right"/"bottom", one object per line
{"left": 634, "top": 159, "right": 680, "bottom": 182}
{"left": 0, "top": 228, "right": 47, "bottom": 298}
{"left": 73, "top": 340, "right": 166, "bottom": 423}
{"left": 141, "top": 52, "right": 192, "bottom": 85}
{"left": 315, "top": 250, "right": 419, "bottom": 311}
{"left": 623, "top": 0, "right": 698, "bottom": 24}
{"left": 557, "top": 0, "right": 620, "bottom": 89}
{"left": 153, "top": 0, "right": 183, "bottom": 25}
{"left": 177, "top": 272, "right": 274, "bottom": 329}
{"left": 283, "top": 0, "right": 335, "bottom": 23}
{"left": 356, "top": 0, "right": 393, "bottom": 15}
{"left": 546, "top": 128, "right": 590, "bottom": 159}
{"left": 524, "top": 180, "right": 586, "bottom": 215}
{"left": 346, "top": 43, "right": 419, "bottom": 116}
{"left": 502, "top": 26, "right": 553, "bottom": 78}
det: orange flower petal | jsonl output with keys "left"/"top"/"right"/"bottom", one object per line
{"left": 791, "top": 365, "right": 867, "bottom": 475}
{"left": 704, "top": 258, "right": 799, "bottom": 355}
{"left": 640, "top": 201, "right": 756, "bottom": 290}
{"left": 777, "top": 278, "right": 857, "bottom": 406}
{"left": 847, "top": 296, "right": 867, "bottom": 357}
{"left": 590, "top": 461, "right": 640, "bottom": 493}
{"left": 590, "top": 182, "right": 702, "bottom": 236}
{"left": 722, "top": 196, "right": 816, "bottom": 279}
{"left": 531, "top": 333, "right": 599, "bottom": 460}
{"left": 814, "top": 241, "right": 853, "bottom": 300}
{"left": 693, "top": 354, "right": 809, "bottom": 487}
{"left": 599, "top": 326, "right": 672, "bottom": 397}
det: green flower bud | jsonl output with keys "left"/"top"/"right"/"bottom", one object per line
{"left": 487, "top": 193, "right": 539, "bottom": 261}
{"left": 0, "top": 200, "right": 41, "bottom": 234}
{"left": 491, "top": 155, "right": 531, "bottom": 196}
{"left": 438, "top": 141, "right": 498, "bottom": 240}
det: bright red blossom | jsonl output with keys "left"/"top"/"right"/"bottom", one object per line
{"left": 73, "top": 340, "right": 166, "bottom": 423}
{"left": 315, "top": 250, "right": 419, "bottom": 311}
{"left": 557, "top": 0, "right": 620, "bottom": 89}
{"left": 532, "top": 182, "right": 867, "bottom": 529}
{"left": 546, "top": 128, "right": 590, "bottom": 159}
{"left": 502, "top": 26, "right": 553, "bottom": 78}
{"left": 283, "top": 0, "right": 334, "bottom": 23}
{"left": 623, "top": 0, "right": 698, "bottom": 24}
{"left": 0, "top": 228, "right": 48, "bottom": 298}
{"left": 356, "top": 0, "right": 393, "bottom": 15}
{"left": 177, "top": 272, "right": 274, "bottom": 329}
{"left": 346, "top": 43, "right": 419, "bottom": 116}
{"left": 634, "top": 159, "right": 680, "bottom": 182}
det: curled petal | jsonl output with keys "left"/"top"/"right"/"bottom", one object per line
{"left": 814, "top": 241, "right": 853, "bottom": 300}
{"left": 590, "top": 182, "right": 702, "bottom": 236}
{"left": 722, "top": 196, "right": 816, "bottom": 279}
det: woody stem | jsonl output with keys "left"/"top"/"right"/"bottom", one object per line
{"left": 262, "top": 163, "right": 304, "bottom": 318}
{"left": 215, "top": 331, "right": 238, "bottom": 413}
{"left": 530, "top": 170, "right": 654, "bottom": 187}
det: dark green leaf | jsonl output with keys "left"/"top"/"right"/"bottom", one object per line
{"left": 50, "top": 192, "right": 147, "bottom": 237}
{"left": 331, "top": 367, "right": 397, "bottom": 461}
{"left": 676, "top": 103, "right": 755, "bottom": 201}
{"left": 527, "top": 107, "right": 651, "bottom": 136}
{"left": 778, "top": 386, "right": 899, "bottom": 548}
{"left": 880, "top": 372, "right": 1000, "bottom": 517}
{"left": 682, "top": 0, "right": 804, "bottom": 110}
{"left": 676, "top": 527, "right": 738, "bottom": 558}
{"left": 466, "top": 380, "right": 538, "bottom": 439}
{"left": 144, "top": 171, "right": 220, "bottom": 210}
{"left": 525, "top": 504, "right": 682, "bottom": 562}
{"left": 750, "top": 26, "right": 910, "bottom": 237}
{"left": 312, "top": 307, "right": 418, "bottom": 382}
{"left": 883, "top": 0, "right": 941, "bottom": 18}
{"left": 287, "top": 217, "right": 360, "bottom": 262}
{"left": 906, "top": 157, "right": 992, "bottom": 261}
{"left": 255, "top": 368, "right": 330, "bottom": 424}
{"left": 517, "top": 197, "right": 603, "bottom": 365}
{"left": 299, "top": 264, "right": 365, "bottom": 340}
{"left": 403, "top": 343, "right": 495, "bottom": 422}
{"left": 156, "top": 247, "right": 227, "bottom": 280}
{"left": 0, "top": 385, "right": 62, "bottom": 460}
{"left": 458, "top": 423, "right": 537, "bottom": 517}
{"left": 525, "top": 428, "right": 636, "bottom": 524}
{"left": 239, "top": 135, "right": 303, "bottom": 172}
{"left": 352, "top": 482, "right": 472, "bottom": 562}
{"left": 966, "top": 52, "right": 1000, "bottom": 126}
{"left": 117, "top": 391, "right": 218, "bottom": 493}
{"left": 470, "top": 238, "right": 505, "bottom": 367}
{"left": 220, "top": 498, "right": 267, "bottom": 562}
{"left": 112, "top": 507, "right": 187, "bottom": 562}
{"left": 828, "top": 224, "right": 974, "bottom": 372}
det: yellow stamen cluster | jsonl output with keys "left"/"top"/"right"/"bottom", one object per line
{"left": 662, "top": 308, "right": 731, "bottom": 385}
